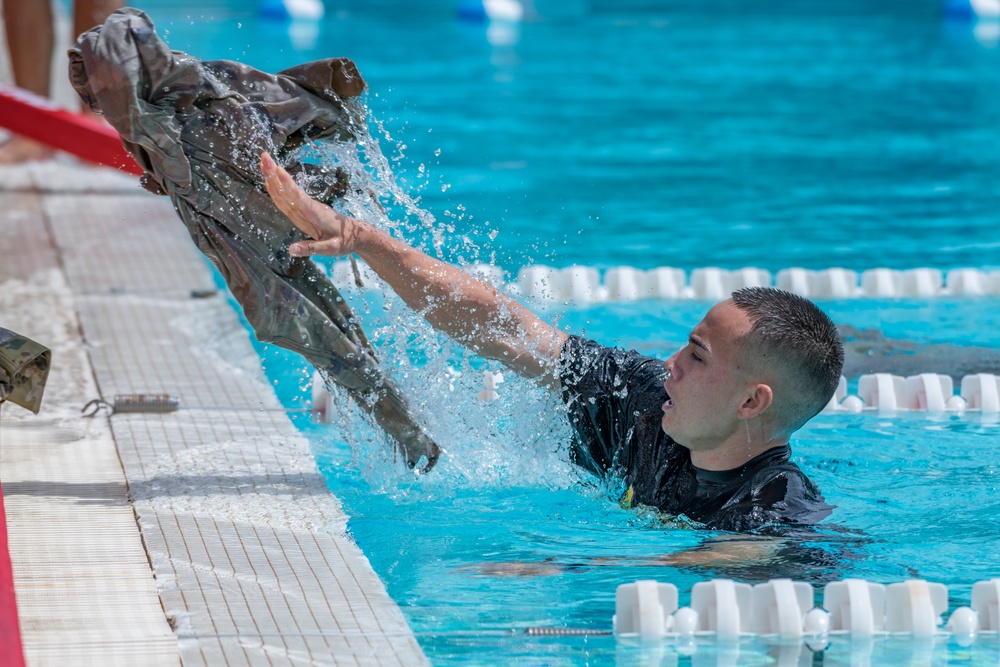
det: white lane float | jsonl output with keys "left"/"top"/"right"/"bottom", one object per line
{"left": 614, "top": 576, "right": 993, "bottom": 643}
{"left": 559, "top": 266, "right": 601, "bottom": 304}
{"left": 814, "top": 268, "right": 860, "bottom": 299}
{"left": 901, "top": 268, "right": 944, "bottom": 298}
{"left": 948, "top": 268, "right": 990, "bottom": 296}
{"left": 827, "top": 373, "right": 1000, "bottom": 414}
{"left": 476, "top": 370, "right": 504, "bottom": 402}
{"left": 646, "top": 267, "right": 686, "bottom": 300}
{"left": 330, "top": 260, "right": 1000, "bottom": 303}
{"left": 823, "top": 376, "right": 849, "bottom": 413}
{"left": 690, "top": 268, "right": 730, "bottom": 302}
{"left": 469, "top": 262, "right": 506, "bottom": 287}
{"left": 312, "top": 363, "right": 998, "bottom": 419}
{"left": 861, "top": 268, "right": 898, "bottom": 298}
{"left": 605, "top": 267, "right": 646, "bottom": 302}
{"left": 961, "top": 373, "right": 1000, "bottom": 413}
{"left": 775, "top": 267, "right": 812, "bottom": 297}
{"left": 516, "top": 265, "right": 559, "bottom": 300}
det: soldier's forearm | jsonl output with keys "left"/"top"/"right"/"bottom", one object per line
{"left": 354, "top": 225, "right": 566, "bottom": 379}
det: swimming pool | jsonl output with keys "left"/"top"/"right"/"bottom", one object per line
{"left": 129, "top": 0, "right": 1000, "bottom": 663}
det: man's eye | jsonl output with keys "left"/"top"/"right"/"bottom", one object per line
{"left": 691, "top": 351, "right": 702, "bottom": 362}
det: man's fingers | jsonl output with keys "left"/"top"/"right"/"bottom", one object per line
{"left": 261, "top": 153, "right": 353, "bottom": 257}
{"left": 261, "top": 151, "right": 279, "bottom": 179}
{"left": 261, "top": 152, "right": 321, "bottom": 238}
{"left": 261, "top": 153, "right": 303, "bottom": 205}
{"left": 289, "top": 239, "right": 342, "bottom": 257}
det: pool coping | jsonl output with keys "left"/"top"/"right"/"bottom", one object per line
{"left": 0, "top": 162, "right": 429, "bottom": 666}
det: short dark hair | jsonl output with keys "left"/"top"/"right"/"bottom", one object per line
{"left": 730, "top": 287, "right": 844, "bottom": 434}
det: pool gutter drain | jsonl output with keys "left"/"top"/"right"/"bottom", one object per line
{"left": 81, "top": 394, "right": 310, "bottom": 417}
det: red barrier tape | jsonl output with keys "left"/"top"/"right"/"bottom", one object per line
{"left": 0, "top": 481, "right": 26, "bottom": 667}
{"left": 0, "top": 84, "right": 142, "bottom": 176}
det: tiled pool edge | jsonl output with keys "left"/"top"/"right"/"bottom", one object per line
{"left": 0, "top": 184, "right": 179, "bottom": 666}
{"left": 1, "top": 166, "right": 429, "bottom": 666}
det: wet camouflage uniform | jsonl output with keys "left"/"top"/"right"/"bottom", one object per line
{"left": 68, "top": 8, "right": 439, "bottom": 469}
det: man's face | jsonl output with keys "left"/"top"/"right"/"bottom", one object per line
{"left": 661, "top": 300, "right": 756, "bottom": 451}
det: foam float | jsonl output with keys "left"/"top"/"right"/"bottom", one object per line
{"left": 330, "top": 260, "right": 1000, "bottom": 302}
{"left": 613, "top": 576, "right": 992, "bottom": 643}
{"left": 457, "top": 0, "right": 525, "bottom": 22}
{"left": 311, "top": 369, "right": 1000, "bottom": 416}
{"left": 833, "top": 373, "right": 1000, "bottom": 414}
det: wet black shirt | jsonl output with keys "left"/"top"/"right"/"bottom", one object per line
{"left": 559, "top": 335, "right": 833, "bottom": 533}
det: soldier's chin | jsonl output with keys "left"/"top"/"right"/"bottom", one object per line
{"left": 660, "top": 417, "right": 692, "bottom": 448}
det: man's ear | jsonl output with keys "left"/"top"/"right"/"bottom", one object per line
{"left": 738, "top": 383, "right": 773, "bottom": 419}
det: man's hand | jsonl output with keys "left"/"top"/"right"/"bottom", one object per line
{"left": 261, "top": 151, "right": 566, "bottom": 380}
{"left": 261, "top": 152, "right": 366, "bottom": 257}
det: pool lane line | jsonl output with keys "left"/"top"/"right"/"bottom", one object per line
{"left": 0, "top": 478, "right": 27, "bottom": 667}
{"left": 173, "top": 628, "right": 613, "bottom": 638}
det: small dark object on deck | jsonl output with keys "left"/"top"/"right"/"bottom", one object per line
{"left": 82, "top": 394, "right": 180, "bottom": 416}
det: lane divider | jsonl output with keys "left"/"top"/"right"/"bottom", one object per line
{"left": 826, "top": 373, "right": 999, "bottom": 413}
{"left": 328, "top": 261, "right": 1000, "bottom": 302}
{"left": 510, "top": 265, "right": 1000, "bottom": 302}
{"left": 311, "top": 369, "right": 1000, "bottom": 417}
{"left": 614, "top": 576, "right": 998, "bottom": 644}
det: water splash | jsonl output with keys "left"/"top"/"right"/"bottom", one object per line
{"left": 284, "top": 104, "right": 581, "bottom": 496}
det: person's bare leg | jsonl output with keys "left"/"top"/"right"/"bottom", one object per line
{"left": 73, "top": 0, "right": 122, "bottom": 43}
{"left": 72, "top": 0, "right": 122, "bottom": 129}
{"left": 0, "top": 0, "right": 56, "bottom": 163}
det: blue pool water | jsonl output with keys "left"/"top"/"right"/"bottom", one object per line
{"left": 131, "top": 0, "right": 1000, "bottom": 663}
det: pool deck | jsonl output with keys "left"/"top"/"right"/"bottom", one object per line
{"left": 0, "top": 160, "right": 429, "bottom": 666}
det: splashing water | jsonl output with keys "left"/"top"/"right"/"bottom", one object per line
{"left": 283, "top": 102, "right": 583, "bottom": 498}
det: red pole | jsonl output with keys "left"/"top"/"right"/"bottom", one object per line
{"left": 0, "top": 84, "right": 142, "bottom": 176}
{"left": 0, "top": 478, "right": 27, "bottom": 667}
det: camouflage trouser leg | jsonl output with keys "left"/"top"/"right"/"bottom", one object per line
{"left": 69, "top": 9, "right": 438, "bottom": 469}
{"left": 197, "top": 222, "right": 441, "bottom": 472}
{"left": 324, "top": 369, "right": 440, "bottom": 472}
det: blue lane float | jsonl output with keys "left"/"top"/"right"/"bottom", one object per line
{"left": 259, "top": 0, "right": 325, "bottom": 21}
{"left": 944, "top": 0, "right": 1000, "bottom": 20}
{"left": 457, "top": 0, "right": 524, "bottom": 22}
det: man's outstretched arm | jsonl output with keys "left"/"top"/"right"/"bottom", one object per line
{"left": 261, "top": 152, "right": 568, "bottom": 381}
